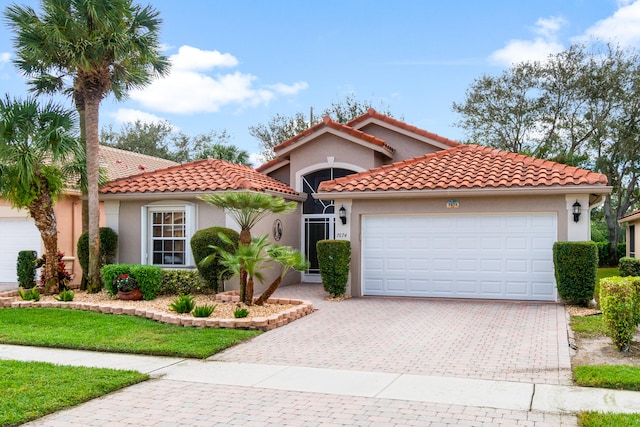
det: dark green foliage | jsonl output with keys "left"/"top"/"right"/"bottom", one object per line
{"left": 54, "top": 289, "right": 74, "bottom": 302}
{"left": 101, "top": 264, "right": 162, "bottom": 300}
{"left": 169, "top": 294, "right": 195, "bottom": 314}
{"left": 595, "top": 242, "right": 628, "bottom": 267}
{"left": 18, "top": 287, "right": 40, "bottom": 301}
{"left": 193, "top": 304, "right": 217, "bottom": 318}
{"left": 16, "top": 250, "right": 37, "bottom": 289}
{"left": 618, "top": 242, "right": 627, "bottom": 262}
{"left": 619, "top": 257, "right": 640, "bottom": 277}
{"left": 317, "top": 240, "right": 351, "bottom": 297}
{"left": 159, "top": 269, "right": 208, "bottom": 295}
{"left": 599, "top": 277, "right": 640, "bottom": 352}
{"left": 190, "top": 226, "right": 239, "bottom": 292}
{"left": 78, "top": 227, "right": 118, "bottom": 289}
{"left": 553, "top": 241, "right": 598, "bottom": 304}
{"left": 234, "top": 306, "right": 249, "bottom": 318}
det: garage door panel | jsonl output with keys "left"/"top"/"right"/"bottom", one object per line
{"left": 362, "top": 214, "right": 557, "bottom": 301}
{"left": 0, "top": 218, "right": 41, "bottom": 284}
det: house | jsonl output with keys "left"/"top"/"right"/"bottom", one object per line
{"left": 618, "top": 210, "right": 640, "bottom": 258}
{"left": 0, "top": 146, "right": 177, "bottom": 285}
{"left": 100, "top": 109, "right": 612, "bottom": 301}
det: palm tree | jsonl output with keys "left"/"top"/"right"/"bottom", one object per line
{"left": 254, "top": 245, "right": 308, "bottom": 305}
{"left": 199, "top": 191, "right": 297, "bottom": 303}
{"left": 0, "top": 96, "right": 79, "bottom": 294}
{"left": 5, "top": 0, "right": 170, "bottom": 292}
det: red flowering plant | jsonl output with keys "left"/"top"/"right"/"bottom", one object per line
{"left": 36, "top": 251, "right": 72, "bottom": 291}
{"left": 114, "top": 273, "right": 138, "bottom": 292}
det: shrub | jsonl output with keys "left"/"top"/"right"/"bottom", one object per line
{"left": 36, "top": 251, "right": 72, "bottom": 291}
{"left": 77, "top": 227, "right": 118, "bottom": 289}
{"left": 553, "top": 241, "right": 598, "bottom": 304}
{"left": 619, "top": 257, "right": 640, "bottom": 277}
{"left": 618, "top": 242, "right": 627, "bottom": 262}
{"left": 169, "top": 294, "right": 195, "bottom": 314}
{"left": 18, "top": 287, "right": 40, "bottom": 301}
{"left": 16, "top": 250, "right": 38, "bottom": 289}
{"left": 317, "top": 240, "right": 351, "bottom": 297}
{"left": 159, "top": 269, "right": 208, "bottom": 296}
{"left": 599, "top": 277, "right": 640, "bottom": 352}
{"left": 54, "top": 289, "right": 75, "bottom": 302}
{"left": 190, "top": 227, "right": 239, "bottom": 292}
{"left": 234, "top": 305, "right": 249, "bottom": 318}
{"left": 193, "top": 304, "right": 217, "bottom": 318}
{"left": 101, "top": 264, "right": 162, "bottom": 300}
{"left": 595, "top": 241, "right": 610, "bottom": 267}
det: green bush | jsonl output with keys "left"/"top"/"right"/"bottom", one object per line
{"left": 619, "top": 257, "right": 640, "bottom": 277}
{"left": 168, "top": 294, "right": 195, "bottom": 314}
{"left": 100, "top": 264, "right": 162, "bottom": 300}
{"left": 599, "top": 277, "right": 640, "bottom": 352}
{"left": 78, "top": 227, "right": 118, "bottom": 289}
{"left": 18, "top": 287, "right": 40, "bottom": 301}
{"left": 193, "top": 304, "right": 217, "bottom": 318}
{"left": 595, "top": 242, "right": 629, "bottom": 267}
{"left": 234, "top": 306, "right": 249, "bottom": 318}
{"left": 159, "top": 269, "right": 208, "bottom": 295}
{"left": 54, "top": 289, "right": 75, "bottom": 302}
{"left": 553, "top": 241, "right": 598, "bottom": 304}
{"left": 317, "top": 240, "right": 351, "bottom": 297}
{"left": 618, "top": 242, "right": 627, "bottom": 262}
{"left": 190, "top": 227, "right": 239, "bottom": 292}
{"left": 16, "top": 250, "right": 38, "bottom": 289}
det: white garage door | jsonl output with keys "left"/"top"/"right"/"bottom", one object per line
{"left": 362, "top": 214, "right": 557, "bottom": 301}
{"left": 0, "top": 218, "right": 41, "bottom": 284}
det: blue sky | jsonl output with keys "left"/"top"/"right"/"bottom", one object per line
{"left": 2, "top": 0, "right": 640, "bottom": 164}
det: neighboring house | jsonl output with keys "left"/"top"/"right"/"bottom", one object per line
{"left": 618, "top": 210, "right": 640, "bottom": 258}
{"left": 100, "top": 109, "right": 612, "bottom": 301}
{"left": 0, "top": 146, "right": 177, "bottom": 285}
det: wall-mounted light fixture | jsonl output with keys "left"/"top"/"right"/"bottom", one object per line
{"left": 339, "top": 205, "right": 347, "bottom": 225}
{"left": 573, "top": 201, "right": 582, "bottom": 223}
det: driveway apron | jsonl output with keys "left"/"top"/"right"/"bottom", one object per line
{"left": 212, "top": 284, "right": 573, "bottom": 386}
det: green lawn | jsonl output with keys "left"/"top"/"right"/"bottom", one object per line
{"left": 0, "top": 308, "right": 261, "bottom": 358}
{"left": 0, "top": 360, "right": 147, "bottom": 426}
{"left": 594, "top": 267, "right": 620, "bottom": 302}
{"left": 574, "top": 365, "right": 640, "bottom": 391}
{"left": 570, "top": 314, "right": 607, "bottom": 338}
{"left": 579, "top": 412, "right": 640, "bottom": 426}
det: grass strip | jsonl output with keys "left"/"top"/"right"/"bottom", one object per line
{"left": 0, "top": 308, "right": 261, "bottom": 358}
{"left": 579, "top": 411, "right": 640, "bottom": 427}
{"left": 0, "top": 360, "right": 147, "bottom": 426}
{"left": 574, "top": 365, "right": 640, "bottom": 391}
{"left": 570, "top": 314, "right": 608, "bottom": 338}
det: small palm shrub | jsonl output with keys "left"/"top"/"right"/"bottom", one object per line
{"left": 54, "top": 289, "right": 75, "bottom": 302}
{"left": 190, "top": 226, "right": 239, "bottom": 292}
{"left": 18, "top": 287, "right": 40, "bottom": 301}
{"left": 234, "top": 306, "right": 249, "bottom": 318}
{"left": 16, "top": 250, "right": 38, "bottom": 289}
{"left": 169, "top": 294, "right": 196, "bottom": 314}
{"left": 193, "top": 304, "right": 217, "bottom": 318}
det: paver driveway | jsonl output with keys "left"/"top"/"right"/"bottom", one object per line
{"left": 213, "top": 284, "right": 573, "bottom": 385}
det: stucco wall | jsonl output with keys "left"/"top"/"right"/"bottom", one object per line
{"left": 347, "top": 194, "right": 569, "bottom": 297}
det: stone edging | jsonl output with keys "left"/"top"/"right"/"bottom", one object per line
{"left": 0, "top": 290, "right": 314, "bottom": 332}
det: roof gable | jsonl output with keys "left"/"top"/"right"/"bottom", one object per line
{"left": 100, "top": 158, "right": 300, "bottom": 197}
{"left": 317, "top": 144, "right": 608, "bottom": 193}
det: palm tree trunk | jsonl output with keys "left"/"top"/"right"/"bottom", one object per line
{"left": 29, "top": 186, "right": 58, "bottom": 294}
{"left": 84, "top": 95, "right": 102, "bottom": 293}
{"left": 254, "top": 277, "right": 281, "bottom": 306}
{"left": 239, "top": 228, "right": 251, "bottom": 303}
{"left": 246, "top": 276, "right": 254, "bottom": 304}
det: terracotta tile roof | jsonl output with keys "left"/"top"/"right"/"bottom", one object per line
{"left": 347, "top": 108, "right": 461, "bottom": 148}
{"left": 99, "top": 146, "right": 179, "bottom": 180}
{"left": 619, "top": 209, "right": 640, "bottom": 223}
{"left": 318, "top": 144, "right": 608, "bottom": 193}
{"left": 100, "top": 158, "right": 300, "bottom": 196}
{"left": 255, "top": 157, "right": 287, "bottom": 173}
{"left": 273, "top": 116, "right": 395, "bottom": 155}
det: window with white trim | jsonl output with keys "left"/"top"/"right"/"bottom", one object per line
{"left": 142, "top": 203, "right": 196, "bottom": 267}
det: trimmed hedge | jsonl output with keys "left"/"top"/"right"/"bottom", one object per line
{"left": 100, "top": 264, "right": 162, "bottom": 300}
{"left": 619, "top": 257, "right": 640, "bottom": 277}
{"left": 159, "top": 269, "right": 209, "bottom": 296}
{"left": 190, "top": 226, "right": 239, "bottom": 292}
{"left": 317, "top": 240, "right": 351, "bottom": 297}
{"left": 16, "top": 250, "right": 38, "bottom": 289}
{"left": 553, "top": 241, "right": 598, "bottom": 304}
{"left": 78, "top": 227, "right": 118, "bottom": 289}
{"left": 595, "top": 241, "right": 628, "bottom": 267}
{"left": 600, "top": 276, "right": 640, "bottom": 352}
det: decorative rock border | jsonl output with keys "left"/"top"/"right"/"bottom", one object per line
{"left": 0, "top": 289, "right": 314, "bottom": 332}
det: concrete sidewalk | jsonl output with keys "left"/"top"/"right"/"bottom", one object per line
{"left": 2, "top": 344, "right": 639, "bottom": 424}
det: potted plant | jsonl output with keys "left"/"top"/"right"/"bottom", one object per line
{"left": 114, "top": 273, "right": 142, "bottom": 300}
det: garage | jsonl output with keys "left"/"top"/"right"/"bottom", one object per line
{"left": 362, "top": 213, "right": 557, "bottom": 301}
{"left": 0, "top": 218, "right": 41, "bottom": 284}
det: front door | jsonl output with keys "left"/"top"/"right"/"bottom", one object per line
{"left": 301, "top": 168, "right": 354, "bottom": 282}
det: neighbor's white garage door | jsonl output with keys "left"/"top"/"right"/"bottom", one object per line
{"left": 362, "top": 214, "right": 557, "bottom": 301}
{"left": 0, "top": 218, "right": 41, "bottom": 284}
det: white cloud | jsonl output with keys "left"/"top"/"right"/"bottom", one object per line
{"left": 575, "top": 0, "right": 640, "bottom": 47}
{"left": 130, "top": 45, "right": 308, "bottom": 114}
{"left": 0, "top": 52, "right": 10, "bottom": 67}
{"left": 248, "top": 152, "right": 264, "bottom": 168}
{"left": 489, "top": 16, "right": 566, "bottom": 66}
{"left": 111, "top": 108, "right": 174, "bottom": 127}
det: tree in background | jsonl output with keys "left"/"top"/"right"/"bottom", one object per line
{"left": 6, "top": 0, "right": 169, "bottom": 292}
{"left": 0, "top": 96, "right": 79, "bottom": 294}
{"left": 250, "top": 94, "right": 397, "bottom": 161}
{"left": 453, "top": 43, "right": 640, "bottom": 263}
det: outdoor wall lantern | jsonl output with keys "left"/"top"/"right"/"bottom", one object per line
{"left": 573, "top": 201, "right": 582, "bottom": 223}
{"left": 339, "top": 205, "right": 347, "bottom": 225}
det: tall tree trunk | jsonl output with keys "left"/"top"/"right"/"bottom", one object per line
{"left": 246, "top": 275, "right": 254, "bottom": 304}
{"left": 29, "top": 186, "right": 58, "bottom": 294}
{"left": 74, "top": 89, "right": 90, "bottom": 289}
{"left": 254, "top": 277, "right": 282, "bottom": 306}
{"left": 239, "top": 228, "right": 251, "bottom": 304}
{"left": 85, "top": 96, "right": 102, "bottom": 293}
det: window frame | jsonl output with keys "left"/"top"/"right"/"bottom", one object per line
{"left": 141, "top": 203, "right": 196, "bottom": 268}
